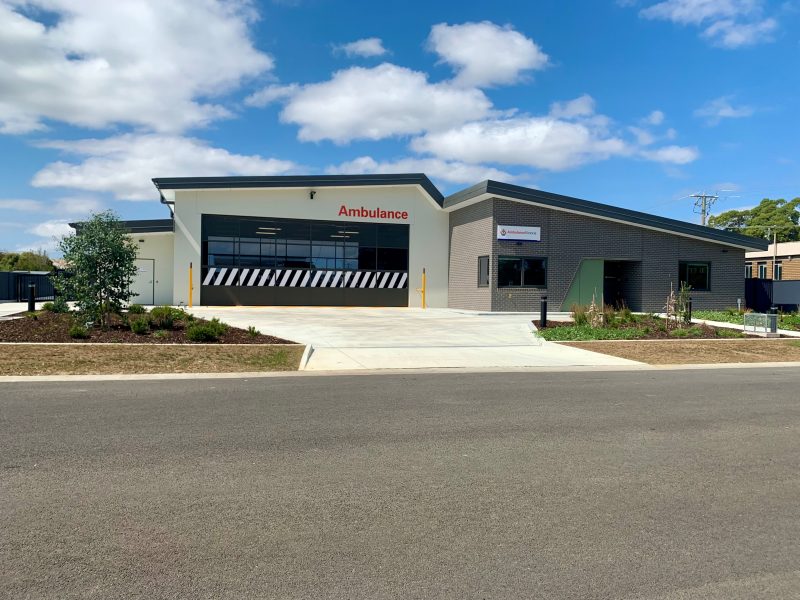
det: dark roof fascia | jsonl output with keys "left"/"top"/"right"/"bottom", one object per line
{"left": 445, "top": 180, "right": 769, "bottom": 251}
{"left": 68, "top": 219, "right": 174, "bottom": 234}
{"left": 152, "top": 174, "right": 445, "bottom": 206}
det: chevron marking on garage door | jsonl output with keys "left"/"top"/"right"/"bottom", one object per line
{"left": 201, "top": 268, "right": 408, "bottom": 288}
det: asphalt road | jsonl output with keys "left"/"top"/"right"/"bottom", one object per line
{"left": 2, "top": 369, "right": 800, "bottom": 599}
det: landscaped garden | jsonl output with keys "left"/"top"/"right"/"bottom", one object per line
{"left": 0, "top": 303, "right": 293, "bottom": 345}
{"left": 0, "top": 210, "right": 303, "bottom": 375}
{"left": 537, "top": 307, "right": 748, "bottom": 341}
{"left": 693, "top": 309, "right": 800, "bottom": 331}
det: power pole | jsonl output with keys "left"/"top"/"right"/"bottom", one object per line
{"left": 690, "top": 192, "right": 719, "bottom": 226}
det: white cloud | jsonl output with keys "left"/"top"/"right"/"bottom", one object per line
{"left": 694, "top": 95, "right": 755, "bottom": 124}
{"left": 629, "top": 126, "right": 657, "bottom": 146}
{"left": 640, "top": 145, "right": 700, "bottom": 164}
{"left": 52, "top": 196, "right": 105, "bottom": 215}
{"left": 27, "top": 219, "right": 73, "bottom": 239}
{"left": 645, "top": 110, "right": 665, "bottom": 125}
{"left": 244, "top": 84, "right": 300, "bottom": 107}
{"left": 327, "top": 155, "right": 516, "bottom": 185}
{"left": 638, "top": 0, "right": 778, "bottom": 47}
{"left": 411, "top": 95, "right": 698, "bottom": 171}
{"left": 31, "top": 134, "right": 299, "bottom": 200}
{"left": 701, "top": 16, "right": 777, "bottom": 47}
{"left": 411, "top": 116, "right": 631, "bottom": 171}
{"left": 549, "top": 94, "right": 596, "bottom": 119}
{"left": 278, "top": 63, "right": 492, "bottom": 143}
{"left": 427, "top": 21, "right": 548, "bottom": 87}
{"left": 333, "top": 37, "right": 388, "bottom": 58}
{"left": 0, "top": 199, "right": 44, "bottom": 212}
{"left": 0, "top": 0, "right": 273, "bottom": 134}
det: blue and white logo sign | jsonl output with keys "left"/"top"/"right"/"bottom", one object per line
{"left": 497, "top": 225, "right": 541, "bottom": 242}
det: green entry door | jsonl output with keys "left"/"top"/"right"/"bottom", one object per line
{"left": 561, "top": 259, "right": 604, "bottom": 310}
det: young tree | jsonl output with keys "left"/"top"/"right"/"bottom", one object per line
{"left": 708, "top": 197, "right": 800, "bottom": 242}
{"left": 55, "top": 211, "right": 138, "bottom": 327}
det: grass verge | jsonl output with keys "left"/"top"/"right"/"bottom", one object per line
{"left": 0, "top": 344, "right": 304, "bottom": 376}
{"left": 561, "top": 339, "right": 800, "bottom": 365}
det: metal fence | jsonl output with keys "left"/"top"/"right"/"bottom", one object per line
{"left": 0, "top": 271, "right": 56, "bottom": 302}
{"left": 746, "top": 278, "right": 800, "bottom": 312}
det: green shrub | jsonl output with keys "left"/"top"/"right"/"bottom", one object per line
{"left": 129, "top": 316, "right": 150, "bottom": 335}
{"left": 41, "top": 302, "right": 55, "bottom": 312}
{"left": 51, "top": 296, "right": 70, "bottom": 313}
{"left": 149, "top": 305, "right": 175, "bottom": 329}
{"left": 69, "top": 324, "right": 89, "bottom": 339}
{"left": 153, "top": 329, "right": 170, "bottom": 340}
{"left": 247, "top": 325, "right": 260, "bottom": 338}
{"left": 618, "top": 307, "right": 633, "bottom": 323}
{"left": 716, "top": 327, "right": 745, "bottom": 338}
{"left": 571, "top": 304, "right": 588, "bottom": 326}
{"left": 186, "top": 318, "right": 228, "bottom": 342}
{"left": 128, "top": 303, "right": 146, "bottom": 314}
{"left": 603, "top": 305, "right": 617, "bottom": 327}
{"left": 26, "top": 311, "right": 38, "bottom": 321}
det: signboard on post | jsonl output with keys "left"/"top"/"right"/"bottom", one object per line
{"left": 497, "top": 225, "right": 541, "bottom": 242}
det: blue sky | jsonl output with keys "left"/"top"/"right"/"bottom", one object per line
{"left": 0, "top": 0, "right": 798, "bottom": 253}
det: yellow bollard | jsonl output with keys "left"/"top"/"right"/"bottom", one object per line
{"left": 188, "top": 262, "right": 193, "bottom": 308}
{"left": 416, "top": 268, "right": 427, "bottom": 309}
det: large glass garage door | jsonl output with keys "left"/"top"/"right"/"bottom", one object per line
{"left": 200, "top": 214, "right": 409, "bottom": 306}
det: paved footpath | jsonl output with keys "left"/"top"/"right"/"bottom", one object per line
{"left": 188, "top": 306, "right": 638, "bottom": 370}
{"left": 2, "top": 368, "right": 799, "bottom": 599}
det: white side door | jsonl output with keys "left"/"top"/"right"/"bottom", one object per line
{"left": 132, "top": 259, "right": 155, "bottom": 305}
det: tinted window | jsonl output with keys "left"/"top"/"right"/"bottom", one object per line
{"left": 498, "top": 256, "right": 547, "bottom": 287}
{"left": 478, "top": 256, "right": 489, "bottom": 287}
{"left": 679, "top": 261, "right": 710, "bottom": 291}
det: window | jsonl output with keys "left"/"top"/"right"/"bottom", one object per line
{"left": 745, "top": 263, "right": 753, "bottom": 278}
{"left": 478, "top": 256, "right": 489, "bottom": 287}
{"left": 497, "top": 256, "right": 547, "bottom": 288}
{"left": 679, "top": 261, "right": 710, "bottom": 291}
{"left": 758, "top": 262, "right": 767, "bottom": 279}
{"left": 774, "top": 261, "right": 783, "bottom": 281}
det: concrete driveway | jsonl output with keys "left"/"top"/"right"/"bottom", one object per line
{"left": 187, "top": 306, "right": 641, "bottom": 371}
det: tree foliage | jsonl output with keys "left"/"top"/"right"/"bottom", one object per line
{"left": 708, "top": 197, "right": 800, "bottom": 242}
{"left": 54, "top": 211, "right": 138, "bottom": 327}
{"left": 0, "top": 250, "right": 53, "bottom": 272}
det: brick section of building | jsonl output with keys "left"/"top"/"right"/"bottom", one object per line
{"left": 448, "top": 198, "right": 746, "bottom": 312}
{"left": 745, "top": 258, "right": 800, "bottom": 281}
{"left": 447, "top": 200, "right": 493, "bottom": 311}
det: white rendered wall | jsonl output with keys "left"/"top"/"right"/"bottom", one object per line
{"left": 132, "top": 232, "right": 174, "bottom": 305}
{"left": 171, "top": 185, "right": 449, "bottom": 307}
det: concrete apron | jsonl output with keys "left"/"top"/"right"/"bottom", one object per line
{"left": 186, "top": 306, "right": 641, "bottom": 371}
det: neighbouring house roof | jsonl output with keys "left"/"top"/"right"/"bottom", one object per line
{"left": 746, "top": 241, "right": 800, "bottom": 259}
{"left": 443, "top": 180, "right": 769, "bottom": 251}
{"left": 152, "top": 174, "right": 445, "bottom": 207}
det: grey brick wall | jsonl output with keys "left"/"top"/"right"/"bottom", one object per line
{"left": 448, "top": 201, "right": 493, "bottom": 311}
{"left": 448, "top": 198, "right": 746, "bottom": 312}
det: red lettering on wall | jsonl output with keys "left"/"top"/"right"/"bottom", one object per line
{"left": 336, "top": 205, "right": 409, "bottom": 220}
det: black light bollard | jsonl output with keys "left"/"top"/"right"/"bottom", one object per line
{"left": 28, "top": 283, "right": 36, "bottom": 312}
{"left": 540, "top": 294, "right": 548, "bottom": 329}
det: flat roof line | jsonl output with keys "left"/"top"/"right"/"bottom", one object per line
{"left": 152, "top": 174, "right": 444, "bottom": 206}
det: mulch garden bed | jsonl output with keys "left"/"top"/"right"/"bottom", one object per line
{"left": 0, "top": 311, "right": 295, "bottom": 345}
{"left": 534, "top": 319, "right": 740, "bottom": 339}
{"left": 533, "top": 314, "right": 761, "bottom": 341}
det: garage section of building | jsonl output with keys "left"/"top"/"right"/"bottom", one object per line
{"left": 77, "top": 173, "right": 768, "bottom": 311}
{"left": 200, "top": 214, "right": 410, "bottom": 307}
